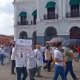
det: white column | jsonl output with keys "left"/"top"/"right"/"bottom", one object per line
{"left": 13, "top": 2, "right": 18, "bottom": 41}
{"left": 63, "top": 0, "right": 66, "bottom": 18}
{"left": 14, "top": 4, "right": 17, "bottom": 26}
{"left": 14, "top": 26, "right": 17, "bottom": 41}
{"left": 36, "top": 0, "right": 40, "bottom": 21}
{"left": 59, "top": 0, "right": 63, "bottom": 19}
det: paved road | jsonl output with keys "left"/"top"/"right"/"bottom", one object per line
{"left": 0, "top": 61, "right": 80, "bottom": 80}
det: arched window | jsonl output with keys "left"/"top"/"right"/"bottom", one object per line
{"left": 44, "top": 27, "right": 57, "bottom": 41}
{"left": 19, "top": 31, "right": 28, "bottom": 39}
{"left": 70, "top": 26, "right": 80, "bottom": 39}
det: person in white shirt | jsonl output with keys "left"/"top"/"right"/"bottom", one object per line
{"left": 34, "top": 44, "right": 43, "bottom": 77}
{"left": 12, "top": 46, "right": 28, "bottom": 80}
{"left": 53, "top": 42, "right": 66, "bottom": 80}
{"left": 27, "top": 45, "right": 37, "bottom": 80}
{"left": 0, "top": 46, "right": 5, "bottom": 65}
{"left": 11, "top": 44, "right": 15, "bottom": 74}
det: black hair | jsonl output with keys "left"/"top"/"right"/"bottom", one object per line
{"left": 46, "top": 45, "right": 50, "bottom": 49}
{"left": 56, "top": 42, "right": 62, "bottom": 47}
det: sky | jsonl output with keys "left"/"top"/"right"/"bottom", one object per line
{"left": 0, "top": 0, "right": 14, "bottom": 36}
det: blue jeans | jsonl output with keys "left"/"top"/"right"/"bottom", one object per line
{"left": 11, "top": 60, "right": 15, "bottom": 73}
{"left": 36, "top": 66, "right": 41, "bottom": 76}
{"left": 29, "top": 68, "right": 36, "bottom": 80}
{"left": 0, "top": 54, "right": 4, "bottom": 65}
{"left": 53, "top": 65, "right": 66, "bottom": 80}
{"left": 16, "top": 67, "right": 28, "bottom": 80}
{"left": 65, "top": 61, "right": 77, "bottom": 80}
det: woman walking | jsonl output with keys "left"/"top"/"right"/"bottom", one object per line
{"left": 44, "top": 45, "right": 52, "bottom": 72}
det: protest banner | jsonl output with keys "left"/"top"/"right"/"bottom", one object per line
{"left": 16, "top": 39, "right": 32, "bottom": 46}
{"left": 15, "top": 39, "right": 32, "bottom": 54}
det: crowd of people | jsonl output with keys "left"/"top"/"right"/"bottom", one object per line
{"left": 0, "top": 41, "right": 80, "bottom": 80}
{"left": 0, "top": 42, "right": 13, "bottom": 65}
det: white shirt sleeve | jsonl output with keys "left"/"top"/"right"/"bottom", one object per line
{"left": 54, "top": 50, "right": 60, "bottom": 59}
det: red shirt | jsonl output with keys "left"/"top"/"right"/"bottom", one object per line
{"left": 76, "top": 47, "right": 80, "bottom": 54}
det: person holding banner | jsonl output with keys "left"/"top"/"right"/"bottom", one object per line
{"left": 14, "top": 39, "right": 34, "bottom": 80}
{"left": 13, "top": 48, "right": 28, "bottom": 80}
{"left": 27, "top": 45, "right": 37, "bottom": 80}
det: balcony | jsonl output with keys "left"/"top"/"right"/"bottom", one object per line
{"left": 31, "top": 21, "right": 36, "bottom": 25}
{"left": 17, "top": 21, "right": 28, "bottom": 25}
{"left": 44, "top": 13, "right": 58, "bottom": 20}
{"left": 66, "top": 12, "right": 80, "bottom": 18}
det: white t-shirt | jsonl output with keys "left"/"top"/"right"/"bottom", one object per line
{"left": 0, "top": 48, "right": 5, "bottom": 54}
{"left": 27, "top": 50, "right": 37, "bottom": 69}
{"left": 54, "top": 49, "right": 64, "bottom": 66}
{"left": 14, "top": 52, "right": 27, "bottom": 67}
{"left": 34, "top": 49, "right": 43, "bottom": 67}
{"left": 50, "top": 47, "right": 55, "bottom": 54}
{"left": 11, "top": 47, "right": 15, "bottom": 60}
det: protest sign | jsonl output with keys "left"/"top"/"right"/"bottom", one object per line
{"left": 15, "top": 39, "right": 32, "bottom": 54}
{"left": 16, "top": 39, "right": 32, "bottom": 46}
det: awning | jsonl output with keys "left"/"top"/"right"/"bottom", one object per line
{"left": 69, "top": 0, "right": 80, "bottom": 5}
{"left": 19, "top": 12, "right": 27, "bottom": 16}
{"left": 32, "top": 10, "right": 37, "bottom": 16}
{"left": 46, "top": 1, "right": 56, "bottom": 8}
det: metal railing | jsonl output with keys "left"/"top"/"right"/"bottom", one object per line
{"left": 31, "top": 21, "right": 36, "bottom": 25}
{"left": 44, "top": 13, "right": 58, "bottom": 20}
{"left": 66, "top": 12, "right": 80, "bottom": 18}
{"left": 17, "top": 21, "right": 28, "bottom": 25}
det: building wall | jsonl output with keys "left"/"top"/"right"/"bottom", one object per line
{"left": 13, "top": 0, "right": 80, "bottom": 44}
{"left": 13, "top": 0, "right": 37, "bottom": 25}
{"left": 36, "top": 19, "right": 80, "bottom": 44}
{"left": 0, "top": 35, "right": 13, "bottom": 45}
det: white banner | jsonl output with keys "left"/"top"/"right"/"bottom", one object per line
{"left": 15, "top": 39, "right": 32, "bottom": 54}
{"left": 16, "top": 39, "right": 32, "bottom": 46}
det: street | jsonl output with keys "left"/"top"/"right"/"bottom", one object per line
{"left": 0, "top": 61, "right": 80, "bottom": 80}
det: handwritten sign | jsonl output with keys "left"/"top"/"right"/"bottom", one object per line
{"left": 15, "top": 39, "right": 32, "bottom": 54}
{"left": 16, "top": 39, "right": 32, "bottom": 46}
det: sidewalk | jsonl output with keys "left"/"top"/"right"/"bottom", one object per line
{"left": 0, "top": 61, "right": 80, "bottom": 80}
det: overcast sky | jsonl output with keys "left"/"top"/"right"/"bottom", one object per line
{"left": 0, "top": 0, "right": 14, "bottom": 35}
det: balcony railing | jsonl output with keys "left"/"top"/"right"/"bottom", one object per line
{"left": 44, "top": 13, "right": 58, "bottom": 20}
{"left": 31, "top": 20, "right": 36, "bottom": 25}
{"left": 66, "top": 12, "right": 80, "bottom": 18}
{"left": 17, "top": 21, "right": 28, "bottom": 25}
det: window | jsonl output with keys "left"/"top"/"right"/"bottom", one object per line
{"left": 46, "top": 1, "right": 56, "bottom": 19}
{"left": 71, "top": 5, "right": 79, "bottom": 17}
{"left": 19, "top": 12, "right": 27, "bottom": 25}
{"left": 47, "top": 8, "right": 55, "bottom": 19}
{"left": 32, "top": 10, "right": 37, "bottom": 24}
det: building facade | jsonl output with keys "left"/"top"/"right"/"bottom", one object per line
{"left": 0, "top": 34, "right": 14, "bottom": 45}
{"left": 13, "top": 0, "right": 80, "bottom": 45}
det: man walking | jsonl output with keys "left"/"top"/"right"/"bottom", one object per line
{"left": 53, "top": 42, "right": 66, "bottom": 80}
{"left": 13, "top": 50, "right": 28, "bottom": 80}
{"left": 34, "top": 44, "right": 43, "bottom": 77}
{"left": 64, "top": 47, "right": 78, "bottom": 80}
{"left": 0, "top": 46, "right": 5, "bottom": 65}
{"left": 11, "top": 44, "right": 15, "bottom": 74}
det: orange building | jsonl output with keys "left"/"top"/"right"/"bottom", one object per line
{"left": 0, "top": 34, "right": 14, "bottom": 45}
